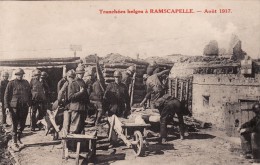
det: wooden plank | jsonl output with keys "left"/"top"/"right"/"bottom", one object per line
{"left": 62, "top": 134, "right": 97, "bottom": 140}
{"left": 122, "top": 123, "right": 151, "bottom": 127}
{"left": 104, "top": 63, "right": 146, "bottom": 69}
{"left": 76, "top": 142, "right": 81, "bottom": 165}
{"left": 175, "top": 78, "right": 178, "bottom": 98}
{"left": 180, "top": 81, "right": 183, "bottom": 100}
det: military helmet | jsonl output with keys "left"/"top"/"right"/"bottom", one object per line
{"left": 41, "top": 71, "right": 48, "bottom": 78}
{"left": 2, "top": 72, "right": 9, "bottom": 77}
{"left": 14, "top": 68, "right": 25, "bottom": 75}
{"left": 32, "top": 69, "right": 41, "bottom": 76}
{"left": 150, "top": 61, "right": 158, "bottom": 67}
{"left": 66, "top": 69, "right": 76, "bottom": 78}
{"left": 113, "top": 70, "right": 122, "bottom": 77}
{"left": 252, "top": 103, "right": 260, "bottom": 113}
{"left": 127, "top": 66, "right": 136, "bottom": 73}
{"left": 75, "top": 66, "right": 85, "bottom": 74}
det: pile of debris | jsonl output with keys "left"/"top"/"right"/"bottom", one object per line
{"left": 0, "top": 125, "right": 13, "bottom": 165}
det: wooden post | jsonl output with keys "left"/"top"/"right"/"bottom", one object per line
{"left": 76, "top": 142, "right": 81, "bottom": 165}
{"left": 62, "top": 65, "right": 67, "bottom": 77}
{"left": 180, "top": 81, "right": 183, "bottom": 101}
{"left": 175, "top": 78, "right": 178, "bottom": 98}
{"left": 169, "top": 79, "right": 172, "bottom": 96}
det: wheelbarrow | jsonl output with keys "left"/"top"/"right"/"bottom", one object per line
{"left": 108, "top": 115, "right": 151, "bottom": 156}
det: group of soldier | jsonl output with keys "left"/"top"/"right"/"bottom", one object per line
{"left": 1, "top": 61, "right": 259, "bottom": 162}
{"left": 0, "top": 69, "right": 49, "bottom": 151}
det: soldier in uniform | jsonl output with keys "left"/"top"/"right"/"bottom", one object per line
{"left": 103, "top": 70, "right": 131, "bottom": 118}
{"left": 122, "top": 65, "right": 136, "bottom": 91}
{"left": 40, "top": 71, "right": 50, "bottom": 108}
{"left": 57, "top": 76, "right": 67, "bottom": 94}
{"left": 4, "top": 68, "right": 31, "bottom": 152}
{"left": 30, "top": 69, "right": 48, "bottom": 131}
{"left": 67, "top": 66, "right": 89, "bottom": 134}
{"left": 238, "top": 103, "right": 260, "bottom": 162}
{"left": 141, "top": 69, "right": 170, "bottom": 109}
{"left": 57, "top": 69, "right": 76, "bottom": 135}
{"left": 147, "top": 61, "right": 160, "bottom": 76}
{"left": 89, "top": 74, "right": 105, "bottom": 125}
{"left": 0, "top": 72, "right": 10, "bottom": 127}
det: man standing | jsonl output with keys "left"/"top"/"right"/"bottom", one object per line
{"left": 40, "top": 71, "right": 50, "bottom": 108}
{"left": 103, "top": 70, "right": 131, "bottom": 118}
{"left": 238, "top": 103, "right": 260, "bottom": 162}
{"left": 89, "top": 74, "right": 105, "bottom": 125}
{"left": 58, "top": 69, "right": 76, "bottom": 135}
{"left": 68, "top": 66, "right": 89, "bottom": 134}
{"left": 122, "top": 65, "right": 136, "bottom": 91}
{"left": 57, "top": 76, "right": 67, "bottom": 94}
{"left": 30, "top": 69, "right": 47, "bottom": 131}
{"left": 4, "top": 68, "right": 31, "bottom": 152}
{"left": 0, "top": 72, "right": 9, "bottom": 127}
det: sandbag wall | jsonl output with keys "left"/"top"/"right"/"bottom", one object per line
{"left": 102, "top": 61, "right": 148, "bottom": 104}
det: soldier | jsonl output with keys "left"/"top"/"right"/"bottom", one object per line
{"left": 147, "top": 61, "right": 160, "bottom": 76}
{"left": 67, "top": 66, "right": 89, "bottom": 134}
{"left": 40, "top": 71, "right": 50, "bottom": 108}
{"left": 103, "top": 70, "right": 131, "bottom": 118}
{"left": 237, "top": 103, "right": 260, "bottom": 162}
{"left": 30, "top": 69, "right": 48, "bottom": 131}
{"left": 141, "top": 69, "right": 170, "bottom": 109}
{"left": 57, "top": 76, "right": 67, "bottom": 94}
{"left": 122, "top": 65, "right": 136, "bottom": 91}
{"left": 84, "top": 72, "right": 98, "bottom": 125}
{"left": 140, "top": 69, "right": 183, "bottom": 144}
{"left": 57, "top": 69, "right": 76, "bottom": 135}
{"left": 148, "top": 94, "right": 184, "bottom": 143}
{"left": 4, "top": 68, "right": 31, "bottom": 152}
{"left": 0, "top": 72, "right": 10, "bottom": 127}
{"left": 89, "top": 73, "right": 105, "bottom": 125}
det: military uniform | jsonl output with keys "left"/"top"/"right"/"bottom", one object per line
{"left": 89, "top": 80, "right": 104, "bottom": 125}
{"left": 153, "top": 94, "right": 184, "bottom": 141}
{"left": 122, "top": 71, "right": 132, "bottom": 90}
{"left": 67, "top": 77, "right": 89, "bottom": 133}
{"left": 57, "top": 77, "right": 67, "bottom": 94}
{"left": 4, "top": 78, "right": 31, "bottom": 144}
{"left": 58, "top": 78, "right": 73, "bottom": 133}
{"left": 30, "top": 77, "right": 48, "bottom": 130}
{"left": 239, "top": 114, "right": 260, "bottom": 160}
{"left": 0, "top": 79, "right": 9, "bottom": 124}
{"left": 103, "top": 82, "right": 130, "bottom": 118}
{"left": 145, "top": 73, "right": 167, "bottom": 108}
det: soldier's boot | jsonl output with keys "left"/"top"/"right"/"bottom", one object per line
{"left": 17, "top": 133, "right": 25, "bottom": 147}
{"left": 95, "top": 110, "right": 102, "bottom": 126}
{"left": 11, "top": 136, "right": 20, "bottom": 152}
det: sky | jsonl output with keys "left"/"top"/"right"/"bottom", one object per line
{"left": 0, "top": 0, "right": 259, "bottom": 60}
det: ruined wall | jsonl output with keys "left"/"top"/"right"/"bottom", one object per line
{"left": 192, "top": 74, "right": 260, "bottom": 129}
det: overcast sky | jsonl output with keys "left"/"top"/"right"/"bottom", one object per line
{"left": 0, "top": 0, "right": 259, "bottom": 60}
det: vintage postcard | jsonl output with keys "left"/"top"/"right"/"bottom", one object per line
{"left": 0, "top": 1, "right": 260, "bottom": 165}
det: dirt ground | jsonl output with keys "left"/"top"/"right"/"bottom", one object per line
{"left": 2, "top": 124, "right": 254, "bottom": 165}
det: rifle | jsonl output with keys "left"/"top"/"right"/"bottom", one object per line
{"left": 95, "top": 54, "right": 106, "bottom": 92}
{"left": 130, "top": 65, "right": 137, "bottom": 106}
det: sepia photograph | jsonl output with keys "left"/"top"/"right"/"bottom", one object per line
{"left": 0, "top": 1, "right": 260, "bottom": 165}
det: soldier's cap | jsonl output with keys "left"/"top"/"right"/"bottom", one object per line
{"left": 75, "top": 66, "right": 85, "bottom": 74}
{"left": 2, "top": 72, "right": 9, "bottom": 77}
{"left": 114, "top": 70, "right": 122, "bottom": 77}
{"left": 14, "top": 68, "right": 25, "bottom": 75}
